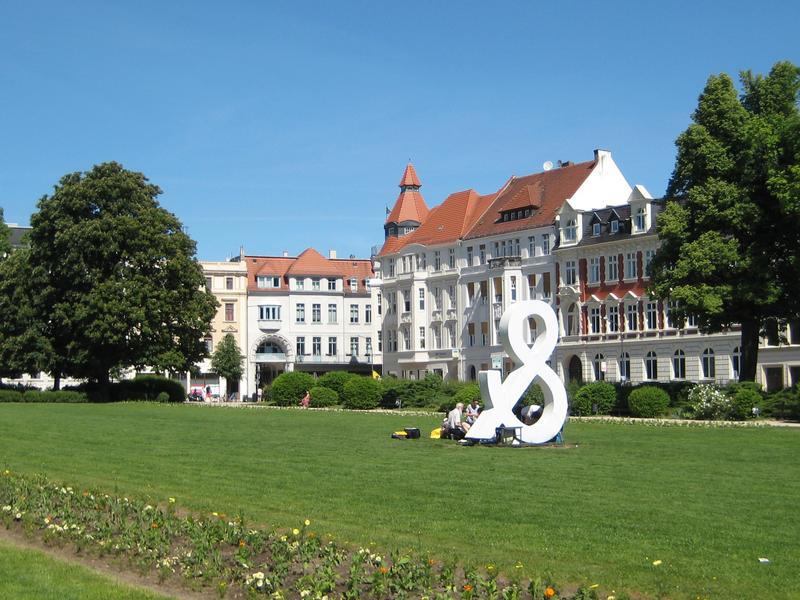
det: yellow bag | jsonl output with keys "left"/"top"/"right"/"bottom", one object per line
{"left": 430, "top": 427, "right": 442, "bottom": 439}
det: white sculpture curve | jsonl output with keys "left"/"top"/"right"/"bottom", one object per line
{"left": 465, "top": 300, "right": 567, "bottom": 445}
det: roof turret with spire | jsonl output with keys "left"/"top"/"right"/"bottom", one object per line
{"left": 384, "top": 163, "right": 429, "bottom": 240}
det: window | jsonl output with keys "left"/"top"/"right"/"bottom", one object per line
{"left": 732, "top": 346, "right": 741, "bottom": 379}
{"left": 205, "top": 277, "right": 212, "bottom": 290}
{"left": 564, "top": 219, "right": 577, "bottom": 242}
{"left": 702, "top": 348, "right": 715, "bottom": 379}
{"left": 433, "top": 251, "right": 441, "bottom": 270}
{"left": 527, "top": 274, "right": 536, "bottom": 299}
{"left": 589, "top": 257, "right": 600, "bottom": 284}
{"left": 687, "top": 313, "right": 698, "bottom": 328}
{"left": 625, "top": 252, "right": 637, "bottom": 279}
{"left": 448, "top": 248, "right": 455, "bottom": 268}
{"left": 447, "top": 323, "right": 455, "bottom": 348}
{"left": 388, "top": 259, "right": 395, "bottom": 277}
{"left": 593, "top": 354, "right": 605, "bottom": 381}
{"left": 479, "top": 244, "right": 486, "bottom": 264}
{"left": 608, "top": 305, "right": 619, "bottom": 332}
{"left": 350, "top": 278, "right": 358, "bottom": 292}
{"left": 635, "top": 207, "right": 646, "bottom": 231}
{"left": 565, "top": 260, "right": 577, "bottom": 285}
{"left": 468, "top": 323, "right": 475, "bottom": 346}
{"left": 312, "top": 337, "right": 321, "bottom": 356}
{"left": 666, "top": 301, "right": 677, "bottom": 328}
{"left": 204, "top": 337, "right": 213, "bottom": 353}
{"left": 607, "top": 255, "right": 618, "bottom": 281}
{"left": 626, "top": 303, "right": 638, "bottom": 331}
{"left": 528, "top": 236, "right": 535, "bottom": 257}
{"left": 257, "top": 275, "right": 280, "bottom": 289}
{"left": 296, "top": 337, "right": 305, "bottom": 356}
{"left": 328, "top": 278, "right": 336, "bottom": 291}
{"left": 541, "top": 234, "right": 550, "bottom": 256}
{"left": 259, "top": 305, "right": 280, "bottom": 320}
{"left": 432, "top": 326, "right": 441, "bottom": 349}
{"left": 416, "top": 253, "right": 426, "bottom": 271}
{"left": 403, "top": 290, "right": 411, "bottom": 312}
{"left": 418, "top": 288, "right": 425, "bottom": 310}
{"left": 479, "top": 281, "right": 488, "bottom": 304}
{"left": 328, "top": 303, "right": 337, "bottom": 323}
{"left": 296, "top": 303, "right": 305, "bottom": 323}
{"left": 644, "top": 250, "right": 656, "bottom": 276}
{"left": 510, "top": 277, "right": 517, "bottom": 301}
{"left": 402, "top": 328, "right": 410, "bottom": 351}
{"left": 481, "top": 322, "right": 488, "bottom": 346}
{"left": 418, "top": 327, "right": 425, "bottom": 349}
{"left": 365, "top": 304, "right": 372, "bottom": 324}
{"left": 296, "top": 278, "right": 304, "bottom": 290}
{"left": 225, "top": 277, "right": 233, "bottom": 290}
{"left": 365, "top": 337, "right": 372, "bottom": 356}
{"left": 610, "top": 220, "right": 619, "bottom": 234}
{"left": 590, "top": 307, "right": 601, "bottom": 333}
{"left": 543, "top": 272, "right": 551, "bottom": 298}
{"left": 312, "top": 278, "right": 320, "bottom": 291}
{"left": 513, "top": 238, "right": 520, "bottom": 256}
{"left": 350, "top": 304, "right": 359, "bottom": 323}
{"left": 646, "top": 302, "right": 658, "bottom": 329}
{"left": 225, "top": 303, "right": 234, "bottom": 321}
{"left": 377, "top": 292, "right": 382, "bottom": 316}
{"left": 645, "top": 351, "right": 658, "bottom": 380}
{"left": 673, "top": 350, "right": 686, "bottom": 379}
{"left": 377, "top": 331, "right": 382, "bottom": 352}
{"left": 328, "top": 337, "right": 337, "bottom": 356}
{"left": 467, "top": 246, "right": 473, "bottom": 265}
{"left": 312, "top": 303, "right": 321, "bottom": 323}
{"left": 592, "top": 222, "right": 601, "bottom": 236}
{"left": 619, "top": 352, "right": 630, "bottom": 381}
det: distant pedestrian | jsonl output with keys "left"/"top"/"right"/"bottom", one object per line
{"left": 300, "top": 390, "right": 310, "bottom": 409}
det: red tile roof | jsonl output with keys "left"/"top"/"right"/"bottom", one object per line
{"left": 464, "top": 160, "right": 595, "bottom": 239}
{"left": 246, "top": 250, "right": 374, "bottom": 293}
{"left": 286, "top": 248, "right": 342, "bottom": 277}
{"left": 399, "top": 163, "right": 422, "bottom": 187}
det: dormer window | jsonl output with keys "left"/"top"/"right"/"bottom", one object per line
{"left": 610, "top": 220, "right": 619, "bottom": 234}
{"left": 257, "top": 275, "right": 280, "bottom": 289}
{"left": 592, "top": 223, "right": 601, "bottom": 236}
{"left": 635, "top": 207, "right": 646, "bottom": 232}
{"left": 350, "top": 278, "right": 358, "bottom": 292}
{"left": 564, "top": 219, "right": 577, "bottom": 242}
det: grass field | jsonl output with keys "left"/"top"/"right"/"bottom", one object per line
{"left": 0, "top": 538, "right": 170, "bottom": 600}
{"left": 0, "top": 403, "right": 798, "bottom": 599}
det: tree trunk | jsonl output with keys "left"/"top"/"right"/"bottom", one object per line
{"left": 96, "top": 370, "right": 111, "bottom": 401}
{"left": 739, "top": 319, "right": 760, "bottom": 382}
{"left": 53, "top": 371, "right": 61, "bottom": 391}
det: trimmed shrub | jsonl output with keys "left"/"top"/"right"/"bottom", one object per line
{"left": 316, "top": 371, "right": 354, "bottom": 397}
{"left": 522, "top": 382, "right": 545, "bottom": 407}
{"left": 271, "top": 372, "right": 315, "bottom": 406}
{"left": 129, "top": 375, "right": 185, "bottom": 403}
{"left": 627, "top": 386, "right": 670, "bottom": 418}
{"left": 453, "top": 383, "right": 481, "bottom": 406}
{"left": 309, "top": 385, "right": 338, "bottom": 408}
{"left": 688, "top": 384, "right": 732, "bottom": 420}
{"left": 572, "top": 382, "right": 617, "bottom": 416}
{"left": 156, "top": 391, "right": 170, "bottom": 403}
{"left": 762, "top": 387, "right": 800, "bottom": 420}
{"left": 729, "top": 387, "right": 762, "bottom": 420}
{"left": 342, "top": 376, "right": 382, "bottom": 410}
{"left": 0, "top": 390, "right": 24, "bottom": 402}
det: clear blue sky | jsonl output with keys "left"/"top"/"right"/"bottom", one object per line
{"left": 1, "top": 1, "right": 797, "bottom": 260}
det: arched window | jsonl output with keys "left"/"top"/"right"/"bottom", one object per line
{"left": 469, "top": 365, "right": 477, "bottom": 381}
{"left": 593, "top": 354, "right": 605, "bottom": 381}
{"left": 566, "top": 303, "right": 578, "bottom": 336}
{"left": 564, "top": 219, "right": 577, "bottom": 241}
{"left": 673, "top": 349, "right": 686, "bottom": 379}
{"left": 702, "top": 348, "right": 715, "bottom": 379}
{"left": 635, "top": 207, "right": 646, "bottom": 231}
{"left": 645, "top": 351, "right": 658, "bottom": 380}
{"left": 619, "top": 352, "right": 630, "bottom": 381}
{"left": 732, "top": 346, "right": 741, "bottom": 380}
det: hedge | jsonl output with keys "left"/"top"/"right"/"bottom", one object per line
{"left": 342, "top": 377, "right": 382, "bottom": 410}
{"left": 316, "top": 371, "right": 354, "bottom": 397}
{"left": 271, "top": 372, "right": 315, "bottom": 406}
{"left": 309, "top": 385, "right": 339, "bottom": 408}
{"left": 572, "top": 382, "right": 617, "bottom": 416}
{"left": 627, "top": 386, "right": 670, "bottom": 418}
{"left": 0, "top": 390, "right": 88, "bottom": 403}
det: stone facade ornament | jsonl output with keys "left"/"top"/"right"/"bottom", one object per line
{"left": 465, "top": 300, "right": 568, "bottom": 444}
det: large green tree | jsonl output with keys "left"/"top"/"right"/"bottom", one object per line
{"left": 0, "top": 208, "right": 10, "bottom": 257}
{"left": 210, "top": 334, "right": 244, "bottom": 392}
{"left": 650, "top": 61, "right": 800, "bottom": 381}
{"left": 7, "top": 162, "right": 217, "bottom": 388}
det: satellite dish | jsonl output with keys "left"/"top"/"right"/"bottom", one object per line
{"left": 543, "top": 161, "right": 554, "bottom": 171}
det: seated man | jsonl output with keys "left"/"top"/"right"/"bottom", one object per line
{"left": 445, "top": 402, "right": 470, "bottom": 439}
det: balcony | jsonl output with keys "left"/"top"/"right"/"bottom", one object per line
{"left": 400, "top": 312, "right": 412, "bottom": 324}
{"left": 446, "top": 308, "right": 457, "bottom": 321}
{"left": 254, "top": 352, "right": 287, "bottom": 363}
{"left": 492, "top": 302, "right": 503, "bottom": 319}
{"left": 257, "top": 319, "right": 281, "bottom": 331}
{"left": 431, "top": 309, "right": 443, "bottom": 321}
{"left": 488, "top": 256, "right": 521, "bottom": 269}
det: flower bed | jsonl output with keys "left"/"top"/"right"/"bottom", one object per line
{"left": 0, "top": 469, "right": 624, "bottom": 599}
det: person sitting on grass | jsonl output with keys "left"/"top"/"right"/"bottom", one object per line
{"left": 465, "top": 398, "right": 481, "bottom": 425}
{"left": 444, "top": 402, "right": 470, "bottom": 438}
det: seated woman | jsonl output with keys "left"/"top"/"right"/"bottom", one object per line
{"left": 465, "top": 398, "right": 481, "bottom": 425}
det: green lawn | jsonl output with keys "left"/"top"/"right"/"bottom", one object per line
{"left": 0, "top": 403, "right": 798, "bottom": 599}
{"left": 0, "top": 538, "right": 171, "bottom": 599}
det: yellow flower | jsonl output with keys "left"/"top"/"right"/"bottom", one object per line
{"left": 514, "top": 562, "right": 523, "bottom": 569}
{"left": 304, "top": 519, "right": 311, "bottom": 526}
{"left": 292, "top": 528, "right": 300, "bottom": 536}
{"left": 652, "top": 559, "right": 662, "bottom": 566}
{"left": 168, "top": 497, "right": 176, "bottom": 504}
{"left": 590, "top": 584, "right": 599, "bottom": 589}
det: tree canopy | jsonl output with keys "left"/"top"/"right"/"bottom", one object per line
{"left": 210, "top": 334, "right": 244, "bottom": 386}
{"left": 0, "top": 162, "right": 218, "bottom": 387}
{"left": 649, "top": 61, "right": 800, "bottom": 381}
{"left": 0, "top": 208, "right": 10, "bottom": 258}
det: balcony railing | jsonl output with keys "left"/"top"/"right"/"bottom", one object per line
{"left": 488, "top": 256, "right": 521, "bottom": 269}
{"left": 431, "top": 310, "right": 443, "bottom": 321}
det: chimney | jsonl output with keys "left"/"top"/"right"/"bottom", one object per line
{"left": 282, "top": 250, "right": 289, "bottom": 257}
{"left": 594, "top": 149, "right": 611, "bottom": 173}
{"left": 329, "top": 250, "right": 337, "bottom": 259}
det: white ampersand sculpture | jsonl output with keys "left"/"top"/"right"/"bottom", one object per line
{"left": 465, "top": 300, "right": 568, "bottom": 445}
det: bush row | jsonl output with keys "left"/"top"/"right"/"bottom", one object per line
{"left": 0, "top": 389, "right": 88, "bottom": 403}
